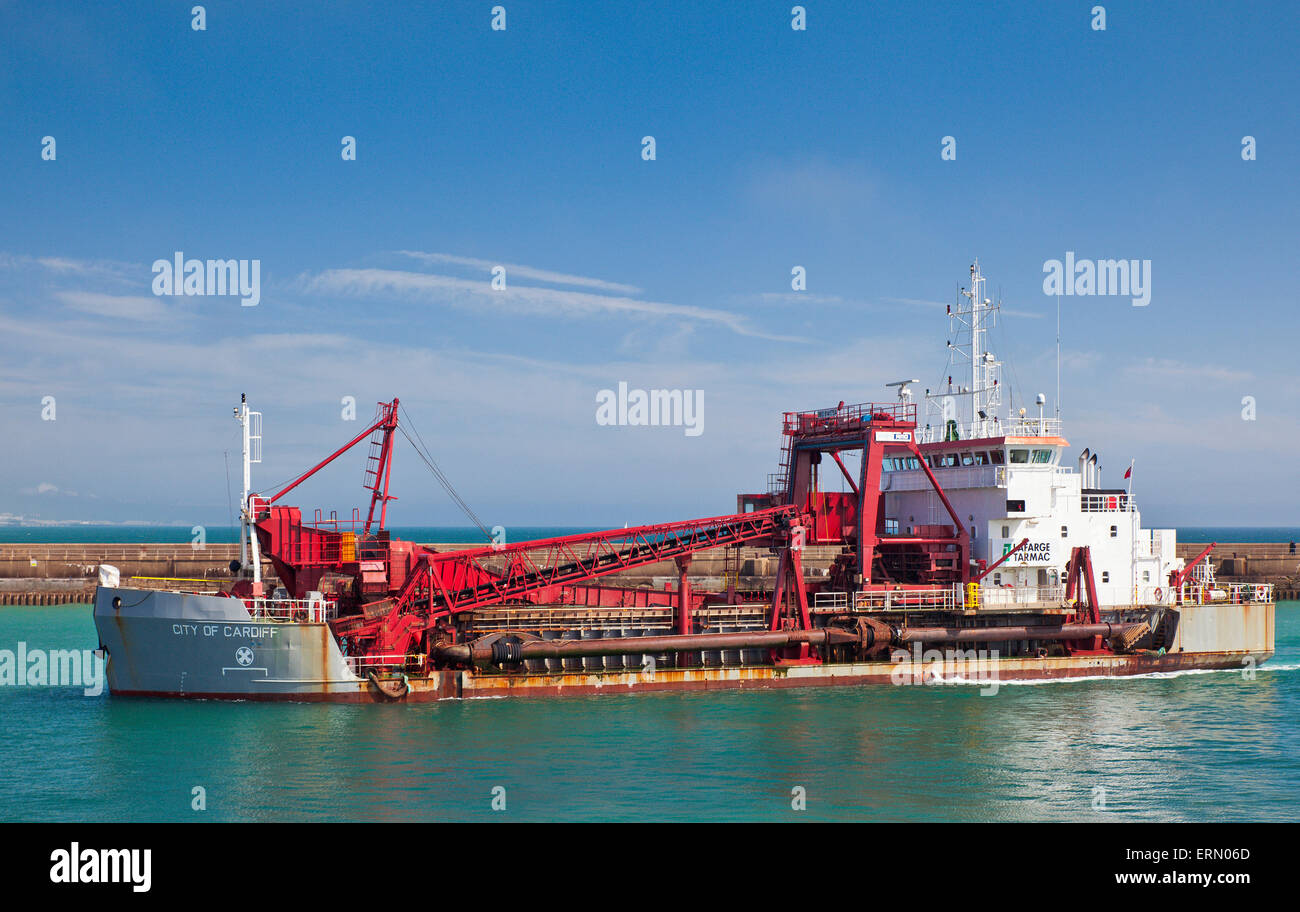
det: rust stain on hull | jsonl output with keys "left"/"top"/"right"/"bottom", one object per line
{"left": 110, "top": 649, "right": 1273, "bottom": 703}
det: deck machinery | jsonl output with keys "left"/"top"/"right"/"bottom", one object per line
{"left": 231, "top": 396, "right": 1160, "bottom": 691}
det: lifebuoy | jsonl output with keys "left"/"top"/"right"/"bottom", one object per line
{"left": 1154, "top": 587, "right": 1163, "bottom": 602}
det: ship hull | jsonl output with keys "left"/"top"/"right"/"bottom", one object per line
{"left": 93, "top": 587, "right": 1275, "bottom": 703}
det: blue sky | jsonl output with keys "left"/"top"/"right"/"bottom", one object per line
{"left": 1, "top": 1, "right": 1297, "bottom": 528}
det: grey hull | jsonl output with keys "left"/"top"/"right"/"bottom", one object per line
{"left": 92, "top": 586, "right": 1275, "bottom": 703}
{"left": 93, "top": 586, "right": 368, "bottom": 699}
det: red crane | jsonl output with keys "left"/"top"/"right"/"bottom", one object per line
{"left": 245, "top": 396, "right": 965, "bottom": 668}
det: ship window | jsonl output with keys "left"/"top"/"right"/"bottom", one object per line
{"left": 1001, "top": 525, "right": 1009, "bottom": 538}
{"left": 1031, "top": 449, "right": 1052, "bottom": 464}
{"left": 961, "top": 452, "right": 974, "bottom": 466}
{"left": 885, "top": 518, "right": 899, "bottom": 534}
{"left": 990, "top": 449, "right": 1005, "bottom": 465}
{"left": 1143, "top": 570, "right": 1151, "bottom": 582}
{"left": 993, "top": 573, "right": 1001, "bottom": 585}
{"left": 1061, "top": 525, "right": 1068, "bottom": 538}
{"left": 907, "top": 457, "right": 919, "bottom": 470}
{"left": 1102, "top": 571, "right": 1110, "bottom": 583}
{"left": 1110, "top": 525, "right": 1118, "bottom": 538}
{"left": 1010, "top": 449, "right": 1029, "bottom": 464}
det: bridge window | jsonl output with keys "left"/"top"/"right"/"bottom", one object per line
{"left": 990, "top": 449, "right": 1005, "bottom": 465}
{"left": 1010, "top": 449, "right": 1029, "bottom": 464}
{"left": 961, "top": 452, "right": 974, "bottom": 466}
{"left": 1031, "top": 449, "right": 1053, "bottom": 464}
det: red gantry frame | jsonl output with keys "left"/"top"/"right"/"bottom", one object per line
{"left": 244, "top": 398, "right": 971, "bottom": 667}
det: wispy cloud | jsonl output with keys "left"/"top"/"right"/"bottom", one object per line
{"left": 303, "top": 267, "right": 805, "bottom": 342}
{"left": 0, "top": 252, "right": 138, "bottom": 282}
{"left": 741, "top": 156, "right": 875, "bottom": 218}
{"left": 394, "top": 251, "right": 642, "bottom": 295}
{"left": 1124, "top": 357, "right": 1253, "bottom": 384}
{"left": 55, "top": 290, "right": 171, "bottom": 321}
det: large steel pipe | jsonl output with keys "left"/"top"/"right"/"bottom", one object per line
{"left": 433, "top": 621, "right": 1140, "bottom": 667}
{"left": 433, "top": 627, "right": 865, "bottom": 666}
{"left": 894, "top": 623, "right": 1132, "bottom": 645}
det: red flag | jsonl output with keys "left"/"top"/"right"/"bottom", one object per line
{"left": 1124, "top": 465, "right": 1132, "bottom": 479}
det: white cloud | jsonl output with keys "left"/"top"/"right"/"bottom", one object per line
{"left": 303, "top": 267, "right": 805, "bottom": 342}
{"left": 1124, "top": 357, "right": 1253, "bottom": 385}
{"left": 394, "top": 251, "right": 642, "bottom": 295}
{"left": 56, "top": 290, "right": 170, "bottom": 321}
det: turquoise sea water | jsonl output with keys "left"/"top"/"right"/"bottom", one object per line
{"left": 0, "top": 602, "right": 1296, "bottom": 822}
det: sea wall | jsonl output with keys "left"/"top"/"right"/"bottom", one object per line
{"left": 1, "top": 541, "right": 1294, "bottom": 606}
{"left": 0, "top": 541, "right": 840, "bottom": 605}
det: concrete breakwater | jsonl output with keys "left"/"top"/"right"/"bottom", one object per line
{"left": 0, "top": 541, "right": 1295, "bottom": 606}
{"left": 0, "top": 541, "right": 828, "bottom": 606}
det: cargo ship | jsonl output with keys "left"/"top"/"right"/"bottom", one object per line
{"left": 92, "top": 262, "right": 1275, "bottom": 702}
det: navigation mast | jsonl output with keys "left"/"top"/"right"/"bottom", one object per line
{"left": 234, "top": 394, "right": 263, "bottom": 585}
{"left": 927, "top": 259, "right": 1002, "bottom": 440}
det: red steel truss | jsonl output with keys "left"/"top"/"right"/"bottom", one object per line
{"left": 248, "top": 395, "right": 970, "bottom": 666}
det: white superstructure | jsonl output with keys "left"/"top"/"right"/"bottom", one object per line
{"left": 880, "top": 261, "right": 1180, "bottom": 607}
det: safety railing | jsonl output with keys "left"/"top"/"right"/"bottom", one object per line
{"left": 344, "top": 654, "right": 426, "bottom": 675}
{"left": 783, "top": 401, "right": 916, "bottom": 435}
{"left": 1132, "top": 582, "right": 1273, "bottom": 606}
{"left": 810, "top": 586, "right": 965, "bottom": 613}
{"left": 125, "top": 576, "right": 226, "bottom": 594}
{"left": 245, "top": 597, "right": 337, "bottom": 624}
{"left": 977, "top": 585, "right": 1066, "bottom": 609}
{"left": 1081, "top": 493, "right": 1133, "bottom": 512}
{"left": 916, "top": 416, "right": 1062, "bottom": 443}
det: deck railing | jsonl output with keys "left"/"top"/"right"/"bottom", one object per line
{"left": 246, "top": 596, "right": 337, "bottom": 624}
{"left": 1081, "top": 493, "right": 1133, "bottom": 513}
{"left": 344, "top": 654, "right": 426, "bottom": 675}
